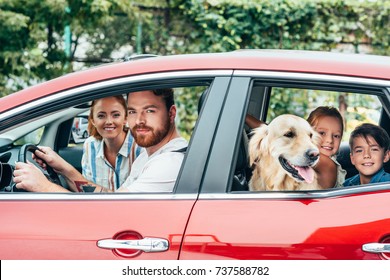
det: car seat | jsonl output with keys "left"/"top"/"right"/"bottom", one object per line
{"left": 336, "top": 142, "right": 358, "bottom": 179}
{"left": 230, "top": 130, "right": 250, "bottom": 191}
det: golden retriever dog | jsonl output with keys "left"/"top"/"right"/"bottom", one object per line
{"left": 249, "top": 114, "right": 321, "bottom": 191}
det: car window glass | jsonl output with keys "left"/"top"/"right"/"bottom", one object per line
{"left": 13, "top": 126, "right": 45, "bottom": 146}
{"left": 174, "top": 86, "right": 207, "bottom": 141}
{"left": 237, "top": 84, "right": 386, "bottom": 192}
{"left": 0, "top": 82, "right": 210, "bottom": 195}
{"left": 58, "top": 85, "right": 207, "bottom": 193}
{"left": 69, "top": 115, "right": 90, "bottom": 146}
{"left": 265, "top": 87, "right": 382, "bottom": 141}
{"left": 66, "top": 86, "right": 206, "bottom": 148}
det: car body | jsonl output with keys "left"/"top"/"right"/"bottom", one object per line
{"left": 1, "top": 50, "right": 390, "bottom": 260}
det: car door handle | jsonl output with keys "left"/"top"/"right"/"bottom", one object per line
{"left": 362, "top": 243, "right": 390, "bottom": 253}
{"left": 97, "top": 237, "right": 169, "bottom": 252}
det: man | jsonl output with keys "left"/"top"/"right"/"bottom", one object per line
{"left": 13, "top": 89, "right": 188, "bottom": 193}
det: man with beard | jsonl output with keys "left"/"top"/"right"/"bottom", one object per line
{"left": 13, "top": 89, "right": 188, "bottom": 193}
{"left": 118, "top": 89, "right": 187, "bottom": 192}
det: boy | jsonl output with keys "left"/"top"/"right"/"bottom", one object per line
{"left": 343, "top": 123, "right": 390, "bottom": 186}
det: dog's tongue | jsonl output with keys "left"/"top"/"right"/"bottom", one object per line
{"left": 296, "top": 166, "right": 314, "bottom": 183}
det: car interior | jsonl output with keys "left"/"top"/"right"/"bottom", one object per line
{"left": 230, "top": 81, "right": 390, "bottom": 192}
{"left": 0, "top": 85, "right": 207, "bottom": 192}
{"left": 0, "top": 103, "right": 91, "bottom": 191}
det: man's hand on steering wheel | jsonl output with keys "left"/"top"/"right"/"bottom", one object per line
{"left": 18, "top": 144, "right": 62, "bottom": 187}
{"left": 13, "top": 161, "right": 55, "bottom": 192}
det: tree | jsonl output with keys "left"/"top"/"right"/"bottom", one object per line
{"left": 0, "top": 0, "right": 142, "bottom": 95}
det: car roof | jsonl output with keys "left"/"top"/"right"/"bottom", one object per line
{"left": 2, "top": 49, "right": 390, "bottom": 112}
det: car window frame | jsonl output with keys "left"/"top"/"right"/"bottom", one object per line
{"left": 199, "top": 70, "right": 390, "bottom": 198}
{"left": 0, "top": 70, "right": 233, "bottom": 198}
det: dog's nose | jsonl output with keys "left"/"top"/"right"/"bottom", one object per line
{"left": 306, "top": 149, "right": 319, "bottom": 161}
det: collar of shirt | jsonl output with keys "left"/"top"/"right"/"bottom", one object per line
{"left": 146, "top": 137, "right": 188, "bottom": 160}
{"left": 95, "top": 132, "right": 131, "bottom": 159}
{"left": 369, "top": 168, "right": 387, "bottom": 183}
{"left": 345, "top": 167, "right": 386, "bottom": 186}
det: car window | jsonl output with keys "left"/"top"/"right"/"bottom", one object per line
{"left": 234, "top": 82, "right": 388, "bottom": 192}
{"left": 53, "top": 85, "right": 208, "bottom": 193}
{"left": 0, "top": 77, "right": 212, "bottom": 195}
{"left": 13, "top": 126, "right": 45, "bottom": 146}
{"left": 66, "top": 87, "right": 205, "bottom": 148}
{"left": 265, "top": 87, "right": 382, "bottom": 141}
{"left": 69, "top": 115, "right": 90, "bottom": 146}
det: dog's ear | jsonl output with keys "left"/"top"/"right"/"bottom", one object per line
{"left": 312, "top": 130, "right": 321, "bottom": 147}
{"left": 249, "top": 125, "right": 269, "bottom": 166}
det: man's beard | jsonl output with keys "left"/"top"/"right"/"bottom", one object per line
{"left": 131, "top": 119, "right": 171, "bottom": 148}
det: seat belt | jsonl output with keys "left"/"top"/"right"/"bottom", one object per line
{"left": 172, "top": 147, "right": 187, "bottom": 153}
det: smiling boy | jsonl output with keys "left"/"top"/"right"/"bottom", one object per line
{"left": 343, "top": 123, "right": 390, "bottom": 186}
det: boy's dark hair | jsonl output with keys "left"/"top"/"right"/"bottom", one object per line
{"left": 349, "top": 123, "right": 390, "bottom": 151}
{"left": 127, "top": 88, "right": 174, "bottom": 111}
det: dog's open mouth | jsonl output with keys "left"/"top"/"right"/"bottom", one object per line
{"left": 278, "top": 157, "right": 315, "bottom": 183}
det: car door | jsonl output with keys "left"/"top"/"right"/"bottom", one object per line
{"left": 0, "top": 196, "right": 195, "bottom": 259}
{"left": 180, "top": 72, "right": 390, "bottom": 260}
{"left": 0, "top": 72, "right": 232, "bottom": 260}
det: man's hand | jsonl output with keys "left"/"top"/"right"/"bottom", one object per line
{"left": 33, "top": 146, "right": 68, "bottom": 174}
{"left": 13, "top": 161, "right": 68, "bottom": 192}
{"left": 13, "top": 161, "right": 51, "bottom": 192}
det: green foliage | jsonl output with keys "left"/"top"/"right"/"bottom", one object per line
{"left": 0, "top": 0, "right": 133, "bottom": 95}
{"left": 2, "top": 0, "right": 390, "bottom": 90}
{"left": 175, "top": 86, "right": 205, "bottom": 140}
{"left": 177, "top": 0, "right": 390, "bottom": 53}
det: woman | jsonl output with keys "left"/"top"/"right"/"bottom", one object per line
{"left": 81, "top": 95, "right": 142, "bottom": 191}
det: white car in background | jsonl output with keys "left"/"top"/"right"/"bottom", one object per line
{"left": 75, "top": 116, "right": 89, "bottom": 138}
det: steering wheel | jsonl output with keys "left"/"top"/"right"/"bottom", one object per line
{"left": 18, "top": 144, "right": 62, "bottom": 187}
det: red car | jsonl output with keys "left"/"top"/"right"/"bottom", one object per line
{"left": 0, "top": 50, "right": 390, "bottom": 260}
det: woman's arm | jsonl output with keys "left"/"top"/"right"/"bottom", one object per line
{"left": 314, "top": 154, "right": 337, "bottom": 189}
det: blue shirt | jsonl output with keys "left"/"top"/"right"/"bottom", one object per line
{"left": 343, "top": 168, "right": 390, "bottom": 187}
{"left": 82, "top": 132, "right": 142, "bottom": 191}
